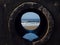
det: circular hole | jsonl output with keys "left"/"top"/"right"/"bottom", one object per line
{"left": 21, "top": 12, "right": 40, "bottom": 30}
{"left": 14, "top": 8, "right": 48, "bottom": 42}
{"left": 8, "top": 2, "right": 54, "bottom": 44}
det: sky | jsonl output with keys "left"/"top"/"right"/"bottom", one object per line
{"left": 21, "top": 12, "right": 40, "bottom": 19}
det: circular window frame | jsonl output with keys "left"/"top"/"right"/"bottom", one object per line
{"left": 8, "top": 2, "right": 54, "bottom": 45}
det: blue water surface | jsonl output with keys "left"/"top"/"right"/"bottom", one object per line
{"left": 23, "top": 33, "right": 38, "bottom": 41}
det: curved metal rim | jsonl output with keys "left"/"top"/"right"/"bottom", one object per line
{"left": 8, "top": 2, "right": 54, "bottom": 45}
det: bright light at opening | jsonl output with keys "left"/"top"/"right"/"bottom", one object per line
{"left": 21, "top": 12, "right": 40, "bottom": 30}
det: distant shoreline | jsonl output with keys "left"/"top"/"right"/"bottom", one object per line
{"left": 21, "top": 22, "right": 40, "bottom": 26}
{"left": 21, "top": 19, "right": 40, "bottom": 22}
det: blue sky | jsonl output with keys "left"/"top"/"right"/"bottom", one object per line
{"left": 21, "top": 12, "right": 40, "bottom": 19}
